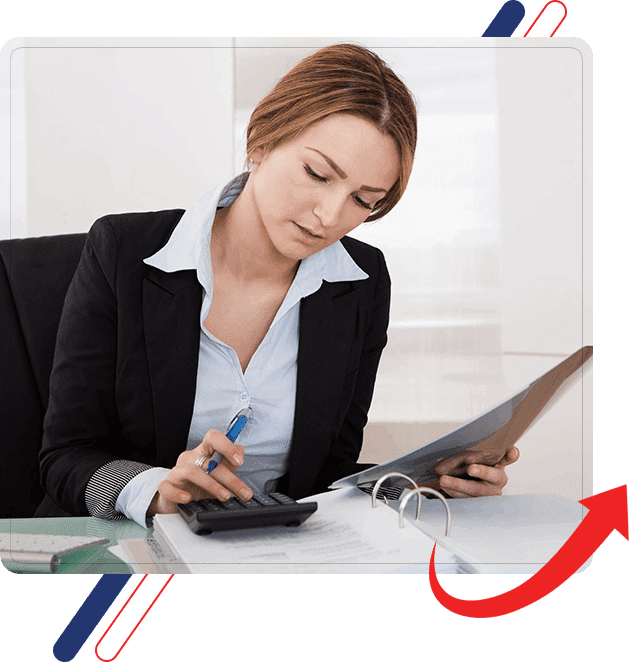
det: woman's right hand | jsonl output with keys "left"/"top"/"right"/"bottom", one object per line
{"left": 148, "top": 429, "right": 254, "bottom": 516}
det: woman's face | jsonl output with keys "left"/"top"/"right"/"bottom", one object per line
{"left": 248, "top": 113, "right": 400, "bottom": 262}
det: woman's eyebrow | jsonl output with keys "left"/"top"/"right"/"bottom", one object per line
{"left": 305, "top": 147, "right": 387, "bottom": 193}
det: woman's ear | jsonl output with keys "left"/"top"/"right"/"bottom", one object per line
{"left": 248, "top": 147, "right": 265, "bottom": 169}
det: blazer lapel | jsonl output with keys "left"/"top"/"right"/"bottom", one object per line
{"left": 143, "top": 267, "right": 202, "bottom": 467}
{"left": 290, "top": 280, "right": 361, "bottom": 494}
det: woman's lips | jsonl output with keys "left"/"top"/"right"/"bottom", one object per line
{"left": 293, "top": 222, "right": 324, "bottom": 243}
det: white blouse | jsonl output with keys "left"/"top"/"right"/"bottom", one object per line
{"left": 109, "top": 174, "right": 367, "bottom": 527}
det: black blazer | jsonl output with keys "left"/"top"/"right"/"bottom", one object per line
{"left": 37, "top": 210, "right": 390, "bottom": 518}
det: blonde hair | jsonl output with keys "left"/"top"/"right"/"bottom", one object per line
{"left": 246, "top": 43, "right": 417, "bottom": 221}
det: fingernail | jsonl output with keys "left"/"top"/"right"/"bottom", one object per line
{"left": 469, "top": 466, "right": 479, "bottom": 476}
{"left": 232, "top": 454, "right": 243, "bottom": 466}
{"left": 441, "top": 477, "right": 451, "bottom": 486}
{"left": 240, "top": 488, "right": 253, "bottom": 500}
{"left": 219, "top": 489, "right": 230, "bottom": 500}
{"left": 179, "top": 492, "right": 189, "bottom": 502}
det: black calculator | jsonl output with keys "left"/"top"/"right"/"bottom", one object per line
{"left": 177, "top": 492, "right": 318, "bottom": 535}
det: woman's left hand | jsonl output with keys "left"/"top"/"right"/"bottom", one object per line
{"left": 434, "top": 446, "right": 520, "bottom": 498}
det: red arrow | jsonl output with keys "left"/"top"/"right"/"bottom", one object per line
{"left": 429, "top": 485, "right": 628, "bottom": 618}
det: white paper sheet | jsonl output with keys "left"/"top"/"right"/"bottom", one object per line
{"left": 153, "top": 487, "right": 456, "bottom": 574}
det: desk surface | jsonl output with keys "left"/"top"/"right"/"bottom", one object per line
{"left": 1, "top": 517, "right": 150, "bottom": 574}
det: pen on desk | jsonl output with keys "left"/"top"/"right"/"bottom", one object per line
{"left": 205, "top": 407, "right": 252, "bottom": 473}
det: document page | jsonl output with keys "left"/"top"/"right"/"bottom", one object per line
{"left": 153, "top": 488, "right": 456, "bottom": 574}
{"left": 332, "top": 347, "right": 592, "bottom": 492}
{"left": 393, "top": 492, "right": 587, "bottom": 572}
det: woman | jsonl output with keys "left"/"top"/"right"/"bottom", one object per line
{"left": 37, "top": 44, "right": 518, "bottom": 528}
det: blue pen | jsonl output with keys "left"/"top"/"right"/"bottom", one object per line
{"left": 205, "top": 407, "right": 252, "bottom": 473}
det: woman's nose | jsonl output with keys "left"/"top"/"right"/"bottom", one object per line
{"left": 313, "top": 191, "right": 345, "bottom": 228}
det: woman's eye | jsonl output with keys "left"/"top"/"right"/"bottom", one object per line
{"left": 304, "top": 164, "right": 327, "bottom": 182}
{"left": 353, "top": 195, "right": 373, "bottom": 210}
{"left": 305, "top": 164, "right": 373, "bottom": 211}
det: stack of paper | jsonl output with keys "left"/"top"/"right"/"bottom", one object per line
{"left": 112, "top": 488, "right": 588, "bottom": 575}
{"left": 150, "top": 487, "right": 458, "bottom": 574}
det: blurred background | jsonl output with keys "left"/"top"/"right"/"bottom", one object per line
{"left": 2, "top": 37, "right": 592, "bottom": 499}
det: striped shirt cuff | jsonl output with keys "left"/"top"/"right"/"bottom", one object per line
{"left": 85, "top": 460, "right": 153, "bottom": 521}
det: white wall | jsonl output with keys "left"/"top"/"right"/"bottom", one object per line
{"left": 10, "top": 38, "right": 235, "bottom": 239}
{"left": 1, "top": 39, "right": 28, "bottom": 239}
{"left": 496, "top": 45, "right": 589, "bottom": 355}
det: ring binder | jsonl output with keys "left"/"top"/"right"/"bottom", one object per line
{"left": 399, "top": 488, "right": 452, "bottom": 537}
{"left": 358, "top": 483, "right": 405, "bottom": 503}
{"left": 372, "top": 472, "right": 452, "bottom": 536}
{"left": 371, "top": 472, "right": 419, "bottom": 509}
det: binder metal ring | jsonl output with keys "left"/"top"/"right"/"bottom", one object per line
{"left": 399, "top": 487, "right": 452, "bottom": 537}
{"left": 371, "top": 472, "right": 420, "bottom": 509}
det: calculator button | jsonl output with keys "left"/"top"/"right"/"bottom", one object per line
{"left": 199, "top": 499, "right": 221, "bottom": 511}
{"left": 269, "top": 493, "right": 295, "bottom": 504}
{"left": 220, "top": 499, "right": 244, "bottom": 510}
{"left": 234, "top": 497, "right": 262, "bottom": 508}
{"left": 253, "top": 495, "right": 277, "bottom": 506}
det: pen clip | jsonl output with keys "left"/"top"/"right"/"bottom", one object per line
{"left": 228, "top": 407, "right": 252, "bottom": 429}
{"left": 226, "top": 407, "right": 252, "bottom": 442}
{"left": 225, "top": 409, "right": 253, "bottom": 443}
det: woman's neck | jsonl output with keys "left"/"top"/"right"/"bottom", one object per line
{"left": 210, "top": 182, "right": 299, "bottom": 287}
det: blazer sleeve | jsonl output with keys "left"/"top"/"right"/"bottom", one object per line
{"left": 310, "top": 246, "right": 390, "bottom": 493}
{"left": 39, "top": 218, "right": 153, "bottom": 518}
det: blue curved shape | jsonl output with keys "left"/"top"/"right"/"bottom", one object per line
{"left": 53, "top": 575, "right": 131, "bottom": 661}
{"left": 482, "top": 1, "right": 526, "bottom": 36}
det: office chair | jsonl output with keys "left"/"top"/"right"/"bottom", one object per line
{"left": 0, "top": 233, "right": 87, "bottom": 518}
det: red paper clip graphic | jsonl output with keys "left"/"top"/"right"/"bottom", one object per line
{"left": 523, "top": 1, "right": 567, "bottom": 36}
{"left": 95, "top": 574, "right": 174, "bottom": 661}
